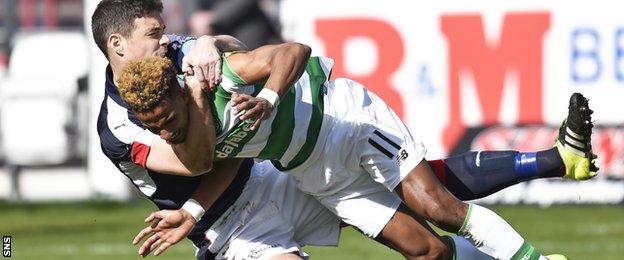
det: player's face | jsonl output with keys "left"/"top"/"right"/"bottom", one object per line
{"left": 123, "top": 13, "right": 170, "bottom": 61}
{"left": 137, "top": 88, "right": 190, "bottom": 145}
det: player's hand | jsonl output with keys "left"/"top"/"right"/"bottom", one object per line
{"left": 182, "top": 35, "right": 222, "bottom": 92}
{"left": 185, "top": 74, "right": 209, "bottom": 96}
{"left": 132, "top": 209, "right": 196, "bottom": 257}
{"left": 230, "top": 92, "right": 275, "bottom": 131}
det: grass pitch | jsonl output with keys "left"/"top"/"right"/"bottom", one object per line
{"left": 0, "top": 201, "right": 622, "bottom": 259}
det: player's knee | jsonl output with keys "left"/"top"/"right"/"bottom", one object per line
{"left": 426, "top": 239, "right": 451, "bottom": 260}
{"left": 402, "top": 238, "right": 450, "bottom": 260}
{"left": 421, "top": 190, "right": 467, "bottom": 230}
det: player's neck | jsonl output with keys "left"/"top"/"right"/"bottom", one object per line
{"left": 109, "top": 58, "right": 125, "bottom": 87}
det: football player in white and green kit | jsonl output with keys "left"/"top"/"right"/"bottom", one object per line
{"left": 119, "top": 42, "right": 597, "bottom": 260}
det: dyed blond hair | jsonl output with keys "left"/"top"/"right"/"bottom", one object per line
{"left": 118, "top": 56, "right": 177, "bottom": 113}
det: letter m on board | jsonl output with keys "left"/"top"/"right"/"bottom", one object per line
{"left": 440, "top": 12, "right": 550, "bottom": 151}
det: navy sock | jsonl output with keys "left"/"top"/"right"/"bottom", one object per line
{"left": 536, "top": 148, "right": 565, "bottom": 178}
{"left": 428, "top": 148, "right": 564, "bottom": 201}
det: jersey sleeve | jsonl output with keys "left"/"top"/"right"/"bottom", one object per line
{"left": 100, "top": 124, "right": 157, "bottom": 168}
{"left": 98, "top": 97, "right": 158, "bottom": 167}
{"left": 99, "top": 125, "right": 132, "bottom": 163}
{"left": 165, "top": 34, "right": 197, "bottom": 72}
{"left": 218, "top": 52, "right": 257, "bottom": 94}
{"left": 130, "top": 130, "right": 157, "bottom": 168}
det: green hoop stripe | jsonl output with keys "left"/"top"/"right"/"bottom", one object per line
{"left": 257, "top": 87, "right": 296, "bottom": 159}
{"left": 272, "top": 57, "right": 327, "bottom": 170}
{"left": 213, "top": 85, "right": 230, "bottom": 132}
{"left": 511, "top": 242, "right": 541, "bottom": 260}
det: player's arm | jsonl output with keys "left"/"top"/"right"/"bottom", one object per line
{"left": 144, "top": 75, "right": 216, "bottom": 176}
{"left": 228, "top": 42, "right": 311, "bottom": 97}
{"left": 227, "top": 42, "right": 312, "bottom": 129}
{"left": 133, "top": 159, "right": 244, "bottom": 257}
{"left": 187, "top": 158, "right": 243, "bottom": 209}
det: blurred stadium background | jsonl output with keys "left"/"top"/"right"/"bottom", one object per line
{"left": 0, "top": 0, "right": 622, "bottom": 259}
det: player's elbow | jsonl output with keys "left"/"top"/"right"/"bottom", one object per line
{"left": 286, "top": 42, "right": 312, "bottom": 61}
{"left": 298, "top": 43, "right": 312, "bottom": 60}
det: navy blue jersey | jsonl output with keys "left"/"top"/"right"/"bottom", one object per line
{"left": 96, "top": 35, "right": 250, "bottom": 249}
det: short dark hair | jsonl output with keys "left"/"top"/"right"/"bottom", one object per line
{"left": 91, "top": 0, "right": 163, "bottom": 59}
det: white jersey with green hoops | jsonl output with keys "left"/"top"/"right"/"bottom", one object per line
{"left": 209, "top": 53, "right": 429, "bottom": 241}
{"left": 212, "top": 55, "right": 334, "bottom": 171}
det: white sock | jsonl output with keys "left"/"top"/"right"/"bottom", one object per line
{"left": 459, "top": 204, "right": 546, "bottom": 260}
{"left": 447, "top": 235, "right": 494, "bottom": 260}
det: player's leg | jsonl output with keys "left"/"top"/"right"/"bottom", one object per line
{"left": 396, "top": 160, "right": 552, "bottom": 259}
{"left": 308, "top": 166, "right": 490, "bottom": 260}
{"left": 395, "top": 161, "right": 466, "bottom": 231}
{"left": 306, "top": 167, "right": 457, "bottom": 260}
{"left": 375, "top": 204, "right": 451, "bottom": 259}
{"left": 428, "top": 148, "right": 563, "bottom": 200}
{"left": 374, "top": 204, "right": 493, "bottom": 260}
{"left": 344, "top": 81, "right": 578, "bottom": 259}
{"left": 428, "top": 93, "right": 597, "bottom": 200}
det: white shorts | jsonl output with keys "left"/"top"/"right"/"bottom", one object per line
{"left": 288, "top": 78, "right": 427, "bottom": 238}
{"left": 202, "top": 161, "right": 341, "bottom": 260}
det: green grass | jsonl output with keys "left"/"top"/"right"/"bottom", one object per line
{"left": 0, "top": 201, "right": 622, "bottom": 259}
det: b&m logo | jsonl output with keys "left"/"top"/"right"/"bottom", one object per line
{"left": 2, "top": 236, "right": 10, "bottom": 257}
{"left": 315, "top": 12, "right": 550, "bottom": 153}
{"left": 286, "top": 0, "right": 624, "bottom": 163}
